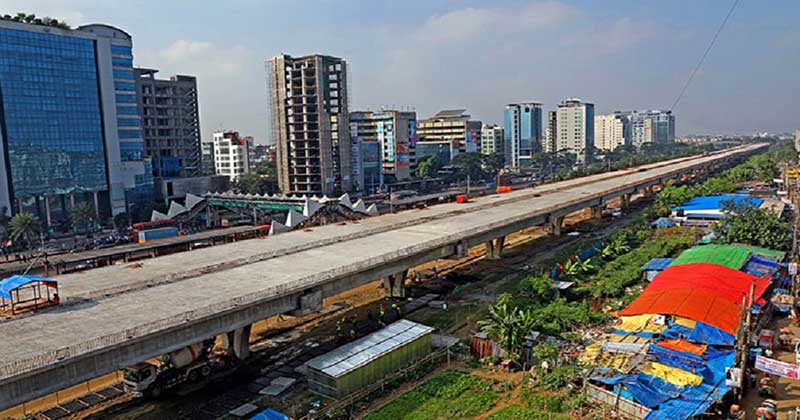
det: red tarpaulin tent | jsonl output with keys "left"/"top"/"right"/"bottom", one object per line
{"left": 646, "top": 263, "right": 770, "bottom": 305}
{"left": 619, "top": 288, "right": 742, "bottom": 334}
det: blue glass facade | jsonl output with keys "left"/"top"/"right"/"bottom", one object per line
{"left": 0, "top": 27, "right": 108, "bottom": 199}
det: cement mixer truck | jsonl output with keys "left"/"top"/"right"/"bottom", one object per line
{"left": 123, "top": 339, "right": 216, "bottom": 398}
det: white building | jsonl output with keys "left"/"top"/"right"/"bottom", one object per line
{"left": 480, "top": 124, "right": 504, "bottom": 157}
{"left": 594, "top": 113, "right": 631, "bottom": 152}
{"left": 211, "top": 131, "right": 252, "bottom": 181}
{"left": 556, "top": 98, "right": 594, "bottom": 164}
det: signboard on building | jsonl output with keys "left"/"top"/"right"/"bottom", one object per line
{"left": 755, "top": 355, "right": 800, "bottom": 379}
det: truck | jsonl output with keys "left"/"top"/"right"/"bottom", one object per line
{"left": 123, "top": 340, "right": 216, "bottom": 398}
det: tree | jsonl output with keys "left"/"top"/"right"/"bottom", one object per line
{"left": 9, "top": 212, "right": 40, "bottom": 252}
{"left": 656, "top": 184, "right": 695, "bottom": 213}
{"left": 113, "top": 212, "right": 131, "bottom": 229}
{"left": 713, "top": 200, "right": 788, "bottom": 250}
{"left": 697, "top": 176, "right": 736, "bottom": 196}
{"left": 481, "top": 153, "right": 506, "bottom": 177}
{"left": 235, "top": 172, "right": 277, "bottom": 195}
{"left": 451, "top": 152, "right": 487, "bottom": 181}
{"left": 602, "top": 235, "right": 631, "bottom": 260}
{"left": 416, "top": 155, "right": 442, "bottom": 179}
{"left": 478, "top": 293, "right": 537, "bottom": 362}
{"left": 70, "top": 202, "right": 96, "bottom": 232}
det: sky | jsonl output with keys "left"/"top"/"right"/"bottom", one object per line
{"left": 10, "top": 0, "right": 800, "bottom": 143}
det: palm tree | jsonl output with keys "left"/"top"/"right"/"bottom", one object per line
{"left": 9, "top": 212, "right": 40, "bottom": 253}
{"left": 478, "top": 293, "right": 536, "bottom": 362}
{"left": 70, "top": 202, "right": 95, "bottom": 232}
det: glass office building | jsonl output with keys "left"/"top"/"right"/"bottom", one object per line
{"left": 0, "top": 19, "right": 153, "bottom": 223}
{"left": 504, "top": 102, "right": 543, "bottom": 168}
{"left": 0, "top": 26, "right": 107, "bottom": 220}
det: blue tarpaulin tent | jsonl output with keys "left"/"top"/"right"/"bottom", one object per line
{"left": 0, "top": 275, "right": 54, "bottom": 299}
{"left": 250, "top": 408, "right": 290, "bottom": 420}
{"left": 641, "top": 258, "right": 674, "bottom": 272}
{"left": 0, "top": 274, "right": 59, "bottom": 314}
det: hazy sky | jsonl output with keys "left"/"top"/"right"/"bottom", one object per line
{"left": 12, "top": 0, "right": 800, "bottom": 142}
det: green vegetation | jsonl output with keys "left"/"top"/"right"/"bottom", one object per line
{"left": 70, "top": 202, "right": 96, "bottom": 233}
{"left": 364, "top": 370, "right": 499, "bottom": 420}
{"left": 713, "top": 200, "right": 788, "bottom": 250}
{"left": 478, "top": 294, "right": 537, "bottom": 362}
{"left": 1, "top": 12, "right": 71, "bottom": 29}
{"left": 488, "top": 405, "right": 572, "bottom": 420}
{"left": 408, "top": 304, "right": 481, "bottom": 332}
{"left": 578, "top": 228, "right": 698, "bottom": 299}
{"left": 9, "top": 212, "right": 40, "bottom": 252}
{"left": 416, "top": 155, "right": 443, "bottom": 179}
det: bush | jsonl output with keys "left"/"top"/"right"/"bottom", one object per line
{"left": 577, "top": 228, "right": 697, "bottom": 299}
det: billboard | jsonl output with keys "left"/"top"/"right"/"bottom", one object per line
{"left": 755, "top": 355, "right": 800, "bottom": 379}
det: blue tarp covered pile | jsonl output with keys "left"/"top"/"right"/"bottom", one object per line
{"left": 650, "top": 218, "right": 675, "bottom": 229}
{"left": 641, "top": 258, "right": 674, "bottom": 272}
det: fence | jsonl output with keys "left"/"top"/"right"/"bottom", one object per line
{"left": 585, "top": 383, "right": 651, "bottom": 419}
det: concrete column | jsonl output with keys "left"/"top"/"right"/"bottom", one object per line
{"left": 226, "top": 324, "right": 252, "bottom": 360}
{"left": 383, "top": 270, "right": 408, "bottom": 298}
{"left": 548, "top": 216, "right": 564, "bottom": 236}
{"left": 44, "top": 196, "right": 52, "bottom": 227}
{"left": 69, "top": 193, "right": 75, "bottom": 209}
{"left": 485, "top": 236, "right": 506, "bottom": 260}
{"left": 590, "top": 205, "right": 603, "bottom": 220}
{"left": 621, "top": 194, "right": 631, "bottom": 210}
{"left": 93, "top": 191, "right": 100, "bottom": 219}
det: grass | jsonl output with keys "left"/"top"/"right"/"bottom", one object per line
{"left": 407, "top": 304, "right": 483, "bottom": 332}
{"left": 487, "top": 405, "right": 572, "bottom": 420}
{"left": 364, "top": 370, "right": 499, "bottom": 420}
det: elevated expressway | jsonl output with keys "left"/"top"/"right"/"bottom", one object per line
{"left": 0, "top": 143, "right": 766, "bottom": 409}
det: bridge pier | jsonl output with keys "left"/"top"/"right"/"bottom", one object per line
{"left": 590, "top": 205, "right": 603, "bottom": 220}
{"left": 384, "top": 270, "right": 408, "bottom": 298}
{"left": 485, "top": 236, "right": 506, "bottom": 260}
{"left": 621, "top": 194, "right": 631, "bottom": 210}
{"left": 225, "top": 324, "right": 252, "bottom": 360}
{"left": 548, "top": 216, "right": 565, "bottom": 236}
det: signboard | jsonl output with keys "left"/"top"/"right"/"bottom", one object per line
{"left": 789, "top": 262, "right": 797, "bottom": 276}
{"left": 755, "top": 355, "right": 800, "bottom": 379}
{"left": 725, "top": 367, "right": 742, "bottom": 388}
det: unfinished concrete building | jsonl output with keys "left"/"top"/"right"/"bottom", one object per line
{"left": 268, "top": 54, "right": 352, "bottom": 195}
{"left": 134, "top": 68, "right": 201, "bottom": 178}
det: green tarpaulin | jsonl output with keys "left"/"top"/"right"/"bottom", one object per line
{"left": 670, "top": 244, "right": 784, "bottom": 270}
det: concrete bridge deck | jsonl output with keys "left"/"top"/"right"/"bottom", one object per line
{"left": 0, "top": 143, "right": 766, "bottom": 409}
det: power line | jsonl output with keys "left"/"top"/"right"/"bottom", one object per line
{"left": 669, "top": 0, "right": 741, "bottom": 112}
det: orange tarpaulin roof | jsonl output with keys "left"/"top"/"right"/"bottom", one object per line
{"left": 658, "top": 339, "right": 707, "bottom": 355}
{"left": 647, "top": 263, "right": 769, "bottom": 305}
{"left": 619, "top": 288, "right": 742, "bottom": 334}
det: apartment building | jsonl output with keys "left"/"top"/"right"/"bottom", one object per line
{"left": 416, "top": 109, "right": 481, "bottom": 164}
{"left": 268, "top": 54, "right": 352, "bottom": 195}
{"left": 556, "top": 98, "right": 594, "bottom": 164}
{"left": 211, "top": 131, "right": 252, "bottom": 181}
{"left": 135, "top": 68, "right": 201, "bottom": 178}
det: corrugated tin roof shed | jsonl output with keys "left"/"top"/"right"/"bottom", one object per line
{"left": 307, "top": 319, "right": 434, "bottom": 378}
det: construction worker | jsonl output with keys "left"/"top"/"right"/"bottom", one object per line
{"left": 391, "top": 303, "right": 401, "bottom": 319}
{"left": 378, "top": 305, "right": 386, "bottom": 326}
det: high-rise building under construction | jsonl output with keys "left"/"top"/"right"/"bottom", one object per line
{"left": 267, "top": 54, "right": 353, "bottom": 195}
